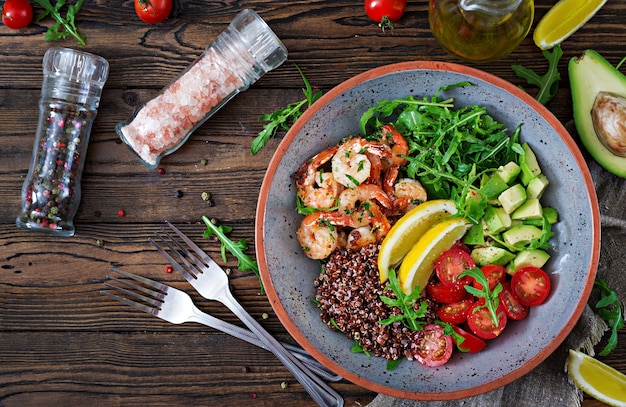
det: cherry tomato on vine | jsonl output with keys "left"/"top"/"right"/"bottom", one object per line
{"left": 2, "top": 0, "right": 33, "bottom": 30}
{"left": 135, "top": 0, "right": 172, "bottom": 24}
{"left": 410, "top": 324, "right": 453, "bottom": 367}
{"left": 364, "top": 0, "right": 406, "bottom": 30}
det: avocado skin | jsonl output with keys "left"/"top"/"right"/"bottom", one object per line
{"left": 569, "top": 49, "right": 626, "bottom": 178}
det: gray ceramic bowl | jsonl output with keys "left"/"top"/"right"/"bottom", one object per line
{"left": 255, "top": 61, "right": 600, "bottom": 400}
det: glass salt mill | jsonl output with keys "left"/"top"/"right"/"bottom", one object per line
{"left": 429, "top": 0, "right": 534, "bottom": 62}
{"left": 16, "top": 47, "right": 109, "bottom": 236}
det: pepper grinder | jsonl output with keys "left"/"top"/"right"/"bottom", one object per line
{"left": 16, "top": 47, "right": 109, "bottom": 236}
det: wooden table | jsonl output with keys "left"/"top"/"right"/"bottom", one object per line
{"left": 1, "top": 0, "right": 624, "bottom": 406}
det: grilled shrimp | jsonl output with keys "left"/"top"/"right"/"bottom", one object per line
{"left": 294, "top": 145, "right": 343, "bottom": 210}
{"left": 394, "top": 178, "right": 427, "bottom": 213}
{"left": 297, "top": 211, "right": 352, "bottom": 260}
{"left": 331, "top": 137, "right": 391, "bottom": 188}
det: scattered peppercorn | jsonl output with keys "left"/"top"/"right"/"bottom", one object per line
{"left": 157, "top": 167, "right": 166, "bottom": 175}
{"left": 201, "top": 191, "right": 210, "bottom": 201}
{"left": 96, "top": 239, "right": 104, "bottom": 247}
{"left": 250, "top": 393, "right": 257, "bottom": 399}
{"left": 280, "top": 381, "right": 288, "bottom": 390}
{"left": 165, "top": 265, "right": 173, "bottom": 273}
{"left": 224, "top": 268, "right": 231, "bottom": 276}
{"left": 175, "top": 190, "right": 184, "bottom": 198}
{"left": 200, "top": 158, "right": 208, "bottom": 165}
{"left": 262, "top": 313, "right": 269, "bottom": 320}
{"left": 117, "top": 209, "right": 125, "bottom": 217}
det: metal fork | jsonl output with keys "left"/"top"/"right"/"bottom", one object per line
{"left": 101, "top": 268, "right": 341, "bottom": 382}
{"left": 151, "top": 222, "right": 344, "bottom": 407}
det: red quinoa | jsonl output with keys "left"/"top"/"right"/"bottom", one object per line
{"left": 314, "top": 243, "right": 436, "bottom": 361}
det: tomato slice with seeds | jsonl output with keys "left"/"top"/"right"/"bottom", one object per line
{"left": 410, "top": 324, "right": 453, "bottom": 367}
{"left": 452, "top": 325, "right": 487, "bottom": 353}
{"left": 426, "top": 279, "right": 466, "bottom": 304}
{"left": 511, "top": 266, "right": 551, "bottom": 306}
{"left": 435, "top": 295, "right": 473, "bottom": 325}
{"left": 436, "top": 248, "right": 475, "bottom": 288}
{"left": 499, "top": 281, "right": 529, "bottom": 320}
{"left": 473, "top": 264, "right": 506, "bottom": 291}
{"left": 466, "top": 299, "right": 508, "bottom": 340}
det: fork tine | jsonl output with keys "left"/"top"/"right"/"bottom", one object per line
{"left": 104, "top": 277, "right": 164, "bottom": 308}
{"left": 165, "top": 221, "right": 213, "bottom": 264}
{"left": 150, "top": 233, "right": 204, "bottom": 280}
{"left": 109, "top": 267, "right": 169, "bottom": 292}
{"left": 100, "top": 289, "right": 160, "bottom": 316}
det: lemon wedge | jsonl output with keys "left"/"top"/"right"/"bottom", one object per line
{"left": 378, "top": 199, "right": 458, "bottom": 283}
{"left": 567, "top": 349, "right": 626, "bottom": 407}
{"left": 533, "top": 0, "right": 608, "bottom": 50}
{"left": 398, "top": 217, "right": 470, "bottom": 295}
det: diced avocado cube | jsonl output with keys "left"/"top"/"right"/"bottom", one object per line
{"left": 484, "top": 206, "right": 512, "bottom": 234}
{"left": 543, "top": 206, "right": 559, "bottom": 224}
{"left": 481, "top": 174, "right": 509, "bottom": 201}
{"left": 512, "top": 198, "right": 543, "bottom": 220}
{"left": 498, "top": 184, "right": 527, "bottom": 214}
{"left": 502, "top": 224, "right": 543, "bottom": 247}
{"left": 471, "top": 246, "right": 516, "bottom": 267}
{"left": 463, "top": 223, "right": 485, "bottom": 245}
{"left": 508, "top": 249, "right": 551, "bottom": 274}
{"left": 526, "top": 174, "right": 550, "bottom": 199}
{"left": 520, "top": 143, "right": 542, "bottom": 186}
{"left": 495, "top": 161, "right": 521, "bottom": 184}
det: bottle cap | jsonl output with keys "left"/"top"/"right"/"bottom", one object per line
{"left": 230, "top": 9, "right": 288, "bottom": 73}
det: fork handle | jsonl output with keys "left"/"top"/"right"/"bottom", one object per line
{"left": 217, "top": 289, "right": 344, "bottom": 407}
{"left": 188, "top": 308, "right": 342, "bottom": 382}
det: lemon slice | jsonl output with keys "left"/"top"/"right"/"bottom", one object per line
{"left": 398, "top": 217, "right": 470, "bottom": 295}
{"left": 533, "top": 0, "right": 608, "bottom": 50}
{"left": 378, "top": 199, "right": 458, "bottom": 283}
{"left": 567, "top": 349, "right": 626, "bottom": 407}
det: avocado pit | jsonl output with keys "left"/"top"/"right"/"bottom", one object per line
{"left": 591, "top": 91, "right": 626, "bottom": 157}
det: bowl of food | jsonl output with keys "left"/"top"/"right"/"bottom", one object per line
{"left": 255, "top": 61, "right": 600, "bottom": 400}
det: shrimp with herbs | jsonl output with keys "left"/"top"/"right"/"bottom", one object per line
{"left": 331, "top": 136, "right": 391, "bottom": 188}
{"left": 294, "top": 145, "right": 343, "bottom": 210}
{"left": 297, "top": 211, "right": 352, "bottom": 260}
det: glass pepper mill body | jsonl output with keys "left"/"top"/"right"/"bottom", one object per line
{"left": 16, "top": 48, "right": 109, "bottom": 236}
{"left": 429, "top": 0, "right": 534, "bottom": 62}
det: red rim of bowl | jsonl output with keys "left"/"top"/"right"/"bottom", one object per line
{"left": 255, "top": 60, "right": 600, "bottom": 400}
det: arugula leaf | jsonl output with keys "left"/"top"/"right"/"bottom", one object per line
{"left": 201, "top": 216, "right": 263, "bottom": 293}
{"left": 251, "top": 65, "right": 322, "bottom": 155}
{"left": 378, "top": 269, "right": 429, "bottom": 331}
{"left": 34, "top": 0, "right": 86, "bottom": 46}
{"left": 593, "top": 279, "right": 625, "bottom": 356}
{"left": 512, "top": 44, "right": 563, "bottom": 105}
{"left": 351, "top": 340, "right": 371, "bottom": 356}
{"left": 459, "top": 267, "right": 503, "bottom": 327}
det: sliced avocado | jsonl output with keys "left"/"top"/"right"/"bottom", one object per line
{"left": 502, "top": 224, "right": 542, "bottom": 247}
{"left": 519, "top": 143, "right": 542, "bottom": 185}
{"left": 481, "top": 174, "right": 509, "bottom": 201}
{"left": 484, "top": 206, "right": 512, "bottom": 234}
{"left": 463, "top": 223, "right": 485, "bottom": 245}
{"left": 511, "top": 198, "right": 543, "bottom": 220}
{"left": 498, "top": 184, "right": 527, "bottom": 214}
{"left": 508, "top": 249, "right": 551, "bottom": 275}
{"left": 495, "top": 161, "right": 521, "bottom": 185}
{"left": 569, "top": 50, "right": 626, "bottom": 178}
{"left": 471, "top": 246, "right": 516, "bottom": 267}
{"left": 543, "top": 206, "right": 559, "bottom": 224}
{"left": 526, "top": 174, "right": 550, "bottom": 199}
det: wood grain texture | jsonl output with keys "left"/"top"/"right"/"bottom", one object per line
{"left": 1, "top": 0, "right": 625, "bottom": 405}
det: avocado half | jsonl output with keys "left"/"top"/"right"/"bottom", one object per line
{"left": 569, "top": 50, "right": 626, "bottom": 178}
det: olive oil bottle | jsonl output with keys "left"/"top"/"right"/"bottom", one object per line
{"left": 429, "top": 0, "right": 534, "bottom": 62}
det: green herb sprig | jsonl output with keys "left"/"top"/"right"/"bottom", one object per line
{"left": 593, "top": 279, "right": 625, "bottom": 356}
{"left": 459, "top": 267, "right": 503, "bottom": 327}
{"left": 34, "top": 0, "right": 86, "bottom": 46}
{"left": 512, "top": 44, "right": 563, "bottom": 105}
{"left": 251, "top": 65, "right": 322, "bottom": 155}
{"left": 201, "top": 216, "right": 263, "bottom": 293}
{"left": 378, "top": 269, "right": 429, "bottom": 331}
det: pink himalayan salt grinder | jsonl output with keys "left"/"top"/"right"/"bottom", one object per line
{"left": 116, "top": 9, "right": 288, "bottom": 169}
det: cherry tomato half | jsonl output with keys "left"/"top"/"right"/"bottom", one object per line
{"left": 364, "top": 0, "right": 406, "bottom": 24}
{"left": 436, "top": 295, "right": 473, "bottom": 325}
{"left": 436, "top": 248, "right": 475, "bottom": 288}
{"left": 473, "top": 264, "right": 506, "bottom": 291}
{"left": 410, "top": 324, "right": 453, "bottom": 367}
{"left": 499, "top": 281, "right": 529, "bottom": 320}
{"left": 135, "top": 0, "right": 172, "bottom": 24}
{"left": 511, "top": 266, "right": 551, "bottom": 307}
{"left": 2, "top": 0, "right": 32, "bottom": 30}
{"left": 466, "top": 299, "right": 508, "bottom": 340}
{"left": 426, "top": 279, "right": 466, "bottom": 304}
{"left": 452, "top": 325, "right": 487, "bottom": 353}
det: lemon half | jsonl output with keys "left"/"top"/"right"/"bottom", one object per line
{"left": 378, "top": 199, "right": 457, "bottom": 283}
{"left": 398, "top": 217, "right": 470, "bottom": 295}
{"left": 568, "top": 349, "right": 626, "bottom": 407}
{"left": 533, "top": 0, "right": 608, "bottom": 50}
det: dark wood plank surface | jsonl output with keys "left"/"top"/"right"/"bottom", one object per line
{"left": 0, "top": 0, "right": 624, "bottom": 406}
